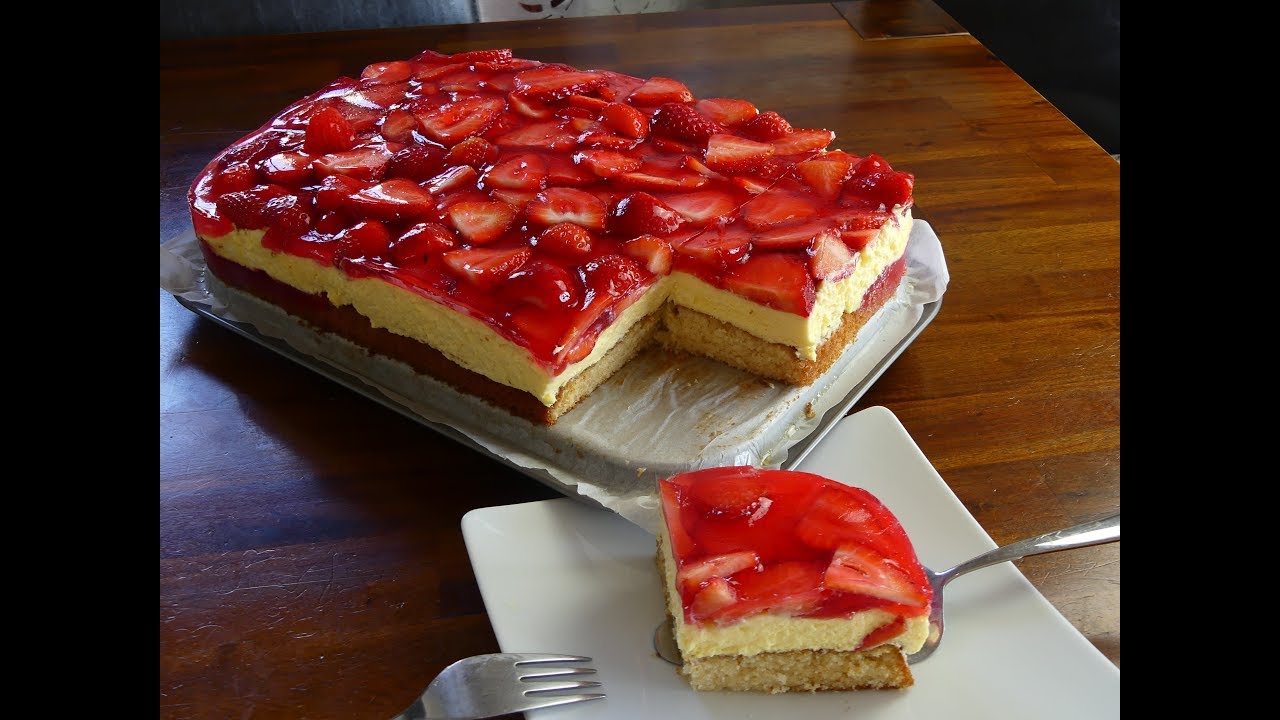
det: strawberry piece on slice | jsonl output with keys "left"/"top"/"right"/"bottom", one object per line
{"left": 544, "top": 155, "right": 598, "bottom": 187}
{"left": 628, "top": 76, "right": 694, "bottom": 105}
{"left": 651, "top": 103, "right": 723, "bottom": 143}
{"left": 258, "top": 151, "right": 314, "bottom": 185}
{"left": 793, "top": 486, "right": 901, "bottom": 558}
{"left": 441, "top": 246, "right": 532, "bottom": 290}
{"left": 313, "top": 146, "right": 393, "bottom": 181}
{"left": 582, "top": 253, "right": 649, "bottom": 299}
{"left": 677, "top": 551, "right": 761, "bottom": 593}
{"left": 489, "top": 188, "right": 535, "bottom": 209}
{"left": 682, "top": 155, "right": 724, "bottom": 180}
{"left": 796, "top": 155, "right": 856, "bottom": 200}
{"left": 689, "top": 577, "right": 738, "bottom": 621}
{"left": 575, "top": 148, "right": 642, "bottom": 178}
{"left": 347, "top": 178, "right": 437, "bottom": 222}
{"left": 825, "top": 544, "right": 930, "bottom": 610}
{"left": 658, "top": 481, "right": 698, "bottom": 559}
{"left": 845, "top": 170, "right": 914, "bottom": 209}
{"left": 508, "top": 92, "right": 553, "bottom": 119}
{"left": 503, "top": 259, "right": 582, "bottom": 310}
{"left": 567, "top": 94, "right": 610, "bottom": 112}
{"left": 675, "top": 226, "right": 752, "bottom": 268}
{"left": 389, "top": 222, "right": 457, "bottom": 263}
{"left": 742, "top": 111, "right": 793, "bottom": 140}
{"left": 304, "top": 106, "right": 356, "bottom": 154}
{"left": 841, "top": 228, "right": 879, "bottom": 252}
{"left": 614, "top": 169, "right": 707, "bottom": 191}
{"left": 752, "top": 219, "right": 829, "bottom": 250}
{"left": 743, "top": 190, "right": 819, "bottom": 229}
{"left": 379, "top": 109, "right": 421, "bottom": 144}
{"left": 417, "top": 95, "right": 506, "bottom": 146}
{"left": 601, "top": 102, "right": 649, "bottom": 139}
{"left": 483, "top": 153, "right": 549, "bottom": 190}
{"left": 732, "top": 175, "right": 771, "bottom": 195}
{"left": 445, "top": 136, "right": 499, "bottom": 169}
{"left": 361, "top": 60, "right": 413, "bottom": 85}
{"left": 695, "top": 98, "right": 759, "bottom": 126}
{"left": 705, "top": 133, "right": 775, "bottom": 174}
{"left": 771, "top": 128, "right": 835, "bottom": 157}
{"left": 424, "top": 165, "right": 480, "bottom": 194}
{"left": 712, "top": 560, "right": 827, "bottom": 622}
{"left": 314, "top": 174, "right": 367, "bottom": 210}
{"left": 526, "top": 188, "right": 607, "bottom": 231}
{"left": 688, "top": 472, "right": 769, "bottom": 514}
{"left": 536, "top": 223, "right": 595, "bottom": 259}
{"left": 335, "top": 219, "right": 393, "bottom": 260}
{"left": 493, "top": 119, "right": 577, "bottom": 150}
{"left": 608, "top": 192, "right": 684, "bottom": 238}
{"left": 211, "top": 162, "right": 258, "bottom": 195}
{"left": 386, "top": 145, "right": 448, "bottom": 181}
{"left": 512, "top": 67, "right": 606, "bottom": 101}
{"left": 621, "top": 235, "right": 674, "bottom": 275}
{"left": 445, "top": 200, "right": 518, "bottom": 245}
{"left": 723, "top": 252, "right": 815, "bottom": 315}
{"left": 808, "top": 229, "right": 858, "bottom": 281}
{"left": 659, "top": 190, "right": 737, "bottom": 226}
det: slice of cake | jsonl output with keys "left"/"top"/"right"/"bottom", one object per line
{"left": 188, "top": 48, "right": 917, "bottom": 424}
{"left": 657, "top": 466, "right": 932, "bottom": 692}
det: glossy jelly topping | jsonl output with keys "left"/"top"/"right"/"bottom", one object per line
{"left": 659, "top": 466, "right": 931, "bottom": 627}
{"left": 189, "top": 48, "right": 915, "bottom": 371}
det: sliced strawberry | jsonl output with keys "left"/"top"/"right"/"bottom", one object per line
{"left": 651, "top": 103, "right": 723, "bottom": 143}
{"left": 845, "top": 170, "right": 914, "bottom": 209}
{"left": 211, "top": 162, "right": 257, "bottom": 195}
{"left": 857, "top": 617, "right": 908, "bottom": 652}
{"left": 346, "top": 178, "right": 437, "bottom": 221}
{"left": 304, "top": 106, "right": 356, "bottom": 154}
{"left": 593, "top": 70, "right": 647, "bottom": 102}
{"left": 385, "top": 145, "right": 448, "bottom": 181}
{"left": 361, "top": 60, "right": 413, "bottom": 85}
{"left": 658, "top": 481, "right": 697, "bottom": 559}
{"left": 628, "top": 76, "right": 694, "bottom": 105}
{"left": 342, "top": 82, "right": 411, "bottom": 112}
{"left": 582, "top": 253, "right": 648, "bottom": 299}
{"left": 752, "top": 220, "right": 828, "bottom": 250}
{"left": 417, "top": 95, "right": 506, "bottom": 146}
{"left": 482, "top": 153, "right": 549, "bottom": 191}
{"left": 825, "top": 544, "right": 930, "bottom": 610}
{"left": 674, "top": 226, "right": 751, "bottom": 268}
{"left": 489, "top": 188, "right": 535, "bottom": 209}
{"left": 688, "top": 472, "right": 769, "bottom": 514}
{"left": 575, "top": 148, "right": 642, "bottom": 178}
{"left": 695, "top": 98, "right": 758, "bottom": 126}
{"left": 441, "top": 246, "right": 532, "bottom": 289}
{"left": 742, "top": 111, "right": 793, "bottom": 140}
{"left": 681, "top": 155, "right": 724, "bottom": 180}
{"left": 444, "top": 137, "right": 499, "bottom": 168}
{"left": 793, "top": 486, "right": 901, "bottom": 558}
{"left": 412, "top": 62, "right": 468, "bottom": 82}
{"left": 445, "top": 200, "right": 517, "bottom": 245}
{"left": 677, "top": 551, "right": 760, "bottom": 593}
{"left": 688, "top": 577, "right": 738, "bottom": 621}
{"left": 751, "top": 158, "right": 790, "bottom": 181}
{"left": 448, "top": 48, "right": 513, "bottom": 64}
{"left": 544, "top": 155, "right": 598, "bottom": 187}
{"left": 608, "top": 192, "right": 684, "bottom": 238}
{"left": 503, "top": 259, "right": 582, "bottom": 310}
{"left": 614, "top": 169, "right": 707, "bottom": 191}
{"left": 732, "top": 175, "right": 771, "bottom": 195}
{"left": 493, "top": 119, "right": 577, "bottom": 150}
{"left": 649, "top": 137, "right": 695, "bottom": 155}
{"left": 567, "top": 94, "right": 609, "bottom": 112}
{"left": 712, "top": 561, "right": 827, "bottom": 622}
{"left": 621, "top": 235, "right": 674, "bottom": 275}
{"left": 436, "top": 69, "right": 488, "bottom": 93}
{"left": 389, "top": 221, "right": 456, "bottom": 262}
{"left": 723, "top": 252, "right": 815, "bottom": 315}
{"left": 555, "top": 105, "right": 596, "bottom": 120}
{"left": 313, "top": 146, "right": 393, "bottom": 181}
{"left": 508, "top": 92, "right": 552, "bottom": 119}
{"left": 772, "top": 128, "right": 835, "bottom": 157}
{"left": 851, "top": 153, "right": 890, "bottom": 176}
{"left": 314, "top": 174, "right": 367, "bottom": 210}
{"left": 379, "top": 109, "right": 420, "bottom": 143}
{"left": 705, "top": 133, "right": 775, "bottom": 174}
{"left": 659, "top": 190, "right": 737, "bottom": 226}
{"left": 536, "top": 223, "right": 595, "bottom": 259}
{"left": 258, "top": 151, "right": 314, "bottom": 184}
{"left": 838, "top": 228, "right": 877, "bottom": 252}
{"left": 314, "top": 209, "right": 351, "bottom": 235}
{"left": 216, "top": 184, "right": 290, "bottom": 229}
{"left": 512, "top": 67, "right": 605, "bottom": 101}
{"left": 796, "top": 155, "right": 856, "bottom": 200}
{"left": 261, "top": 200, "right": 311, "bottom": 247}
{"left": 424, "top": 165, "right": 479, "bottom": 194}
{"left": 808, "top": 229, "right": 858, "bottom": 281}
{"left": 335, "top": 219, "right": 393, "bottom": 260}
{"left": 479, "top": 110, "right": 523, "bottom": 140}
{"left": 601, "top": 102, "right": 649, "bottom": 139}
{"left": 743, "top": 190, "right": 819, "bottom": 229}
{"left": 526, "top": 188, "right": 607, "bottom": 230}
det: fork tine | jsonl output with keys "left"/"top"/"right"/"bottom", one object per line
{"left": 521, "top": 667, "right": 597, "bottom": 679}
{"left": 516, "top": 693, "right": 606, "bottom": 713}
{"left": 524, "top": 680, "right": 603, "bottom": 694}
{"left": 511, "top": 653, "right": 592, "bottom": 665}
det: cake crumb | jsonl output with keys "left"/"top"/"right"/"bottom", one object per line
{"left": 636, "top": 467, "right": 647, "bottom": 478}
{"left": 804, "top": 401, "right": 817, "bottom": 419}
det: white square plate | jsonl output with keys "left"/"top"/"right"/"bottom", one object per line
{"left": 461, "top": 406, "right": 1119, "bottom": 719}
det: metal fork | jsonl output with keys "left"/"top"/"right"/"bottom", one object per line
{"left": 390, "top": 653, "right": 604, "bottom": 720}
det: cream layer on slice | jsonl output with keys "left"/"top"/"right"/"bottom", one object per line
{"left": 658, "top": 511, "right": 929, "bottom": 659}
{"left": 200, "top": 206, "right": 910, "bottom": 406}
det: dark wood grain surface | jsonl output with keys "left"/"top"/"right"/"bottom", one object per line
{"left": 160, "top": 3, "right": 1120, "bottom": 718}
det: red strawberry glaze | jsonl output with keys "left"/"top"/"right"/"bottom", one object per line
{"left": 189, "top": 49, "right": 913, "bottom": 372}
{"left": 659, "top": 467, "right": 931, "bottom": 626}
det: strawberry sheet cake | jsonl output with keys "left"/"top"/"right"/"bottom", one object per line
{"left": 188, "top": 48, "right": 916, "bottom": 424}
{"left": 657, "top": 466, "right": 932, "bottom": 692}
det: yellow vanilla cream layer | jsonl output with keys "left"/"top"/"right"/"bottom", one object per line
{"left": 201, "top": 207, "right": 909, "bottom": 405}
{"left": 658, "top": 515, "right": 929, "bottom": 659}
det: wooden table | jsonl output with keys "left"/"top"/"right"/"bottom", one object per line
{"left": 160, "top": 2, "right": 1120, "bottom": 717}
